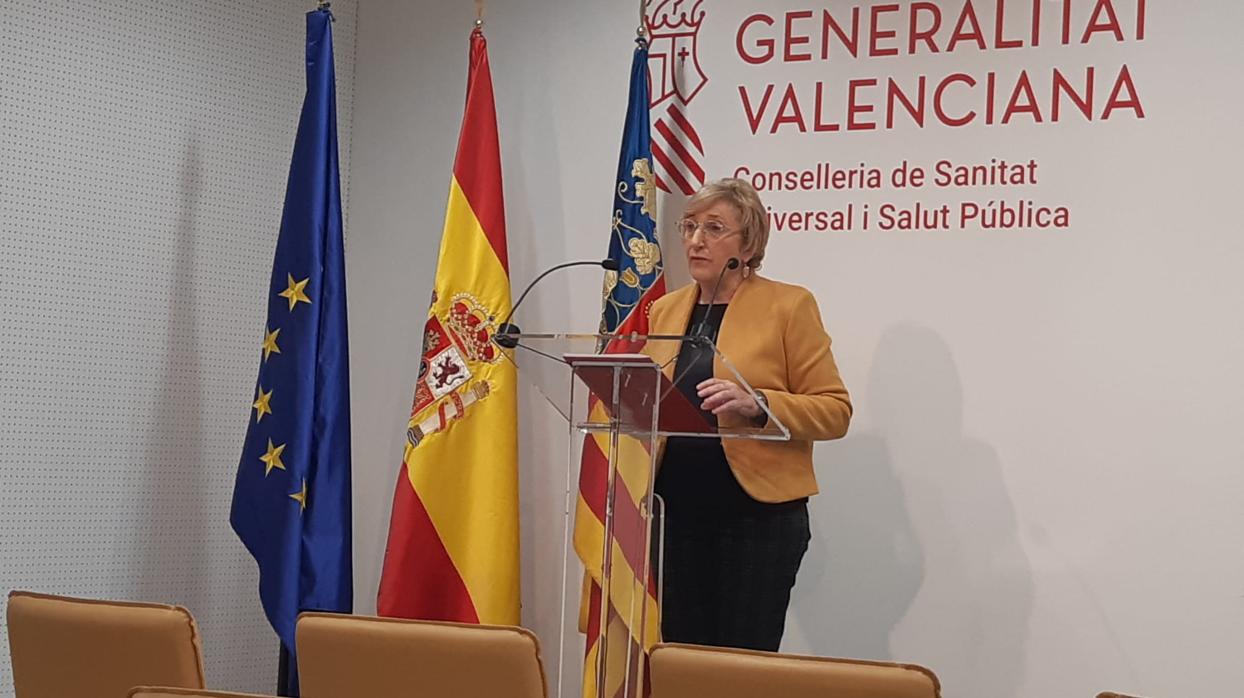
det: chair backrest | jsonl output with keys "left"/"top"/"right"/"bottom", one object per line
{"left": 649, "top": 643, "right": 941, "bottom": 698}
{"left": 1097, "top": 693, "right": 1147, "bottom": 698}
{"left": 7, "top": 590, "right": 206, "bottom": 698}
{"left": 295, "top": 612, "right": 547, "bottom": 698}
{"left": 130, "top": 689, "right": 274, "bottom": 698}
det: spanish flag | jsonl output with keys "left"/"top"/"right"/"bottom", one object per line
{"left": 377, "top": 27, "right": 519, "bottom": 626}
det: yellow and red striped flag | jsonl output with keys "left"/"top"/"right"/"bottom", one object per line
{"left": 377, "top": 27, "right": 519, "bottom": 626}
{"left": 575, "top": 36, "right": 666, "bottom": 698}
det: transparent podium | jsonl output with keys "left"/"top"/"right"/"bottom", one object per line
{"left": 500, "top": 332, "right": 790, "bottom": 698}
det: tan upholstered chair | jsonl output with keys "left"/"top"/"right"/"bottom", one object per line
{"left": 649, "top": 642, "right": 941, "bottom": 698}
{"left": 1097, "top": 693, "right": 1147, "bottom": 698}
{"left": 295, "top": 612, "right": 547, "bottom": 698}
{"left": 7, "top": 590, "right": 206, "bottom": 698}
{"left": 130, "top": 690, "right": 275, "bottom": 698}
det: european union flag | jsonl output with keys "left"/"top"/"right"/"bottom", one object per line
{"left": 230, "top": 6, "right": 352, "bottom": 677}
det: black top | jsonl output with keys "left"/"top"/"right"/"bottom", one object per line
{"left": 654, "top": 303, "right": 806, "bottom": 518}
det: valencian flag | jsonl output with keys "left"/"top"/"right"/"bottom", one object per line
{"left": 230, "top": 7, "right": 352, "bottom": 693}
{"left": 574, "top": 37, "right": 667, "bottom": 698}
{"left": 377, "top": 27, "right": 519, "bottom": 626}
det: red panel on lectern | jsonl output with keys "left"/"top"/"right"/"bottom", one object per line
{"left": 564, "top": 353, "right": 714, "bottom": 434}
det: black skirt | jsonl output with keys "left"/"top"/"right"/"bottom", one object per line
{"left": 655, "top": 497, "right": 810, "bottom": 651}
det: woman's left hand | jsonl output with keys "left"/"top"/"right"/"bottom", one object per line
{"left": 697, "top": 378, "right": 763, "bottom": 419}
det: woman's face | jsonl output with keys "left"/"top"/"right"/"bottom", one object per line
{"left": 681, "top": 200, "right": 749, "bottom": 286}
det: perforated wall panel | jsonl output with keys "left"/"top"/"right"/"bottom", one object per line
{"left": 0, "top": 1, "right": 357, "bottom": 694}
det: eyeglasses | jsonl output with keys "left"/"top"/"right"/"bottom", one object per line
{"left": 677, "top": 218, "right": 737, "bottom": 241}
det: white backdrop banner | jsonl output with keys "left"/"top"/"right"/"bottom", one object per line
{"left": 653, "top": 0, "right": 1150, "bottom": 233}
{"left": 640, "top": 2, "right": 1242, "bottom": 698}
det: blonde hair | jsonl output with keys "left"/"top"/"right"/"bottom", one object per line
{"left": 684, "top": 178, "right": 770, "bottom": 270}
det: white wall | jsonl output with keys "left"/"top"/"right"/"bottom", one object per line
{"left": 343, "top": 0, "right": 467, "bottom": 627}
{"left": 0, "top": 1, "right": 357, "bottom": 695}
{"left": 346, "top": 2, "right": 1244, "bottom": 698}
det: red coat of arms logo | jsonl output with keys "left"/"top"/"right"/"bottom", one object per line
{"left": 645, "top": 0, "right": 709, "bottom": 195}
{"left": 646, "top": 0, "right": 708, "bottom": 108}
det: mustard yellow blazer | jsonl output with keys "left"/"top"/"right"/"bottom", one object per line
{"left": 646, "top": 275, "right": 852, "bottom": 503}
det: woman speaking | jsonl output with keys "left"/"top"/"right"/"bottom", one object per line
{"left": 648, "top": 178, "right": 852, "bottom": 652}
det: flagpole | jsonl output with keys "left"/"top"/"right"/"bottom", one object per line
{"left": 475, "top": 0, "right": 484, "bottom": 27}
{"left": 277, "top": 644, "right": 291, "bottom": 696}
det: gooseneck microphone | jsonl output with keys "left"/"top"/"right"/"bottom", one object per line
{"left": 692, "top": 257, "right": 740, "bottom": 339}
{"left": 495, "top": 258, "right": 620, "bottom": 348}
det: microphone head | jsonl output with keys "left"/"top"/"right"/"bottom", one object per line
{"left": 600, "top": 258, "right": 620, "bottom": 271}
{"left": 726, "top": 257, "right": 741, "bottom": 270}
{"left": 494, "top": 322, "right": 521, "bottom": 349}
